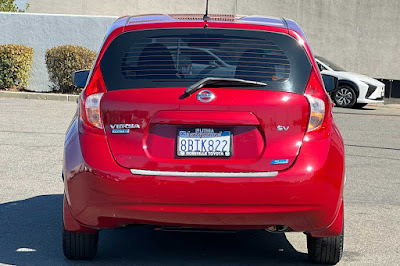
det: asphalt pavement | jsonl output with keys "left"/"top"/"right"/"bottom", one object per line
{"left": 0, "top": 98, "right": 399, "bottom": 265}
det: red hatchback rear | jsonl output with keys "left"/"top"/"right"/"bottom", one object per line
{"left": 63, "top": 14, "right": 345, "bottom": 264}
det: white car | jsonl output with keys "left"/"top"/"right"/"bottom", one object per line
{"left": 316, "top": 56, "right": 385, "bottom": 108}
{"left": 167, "top": 46, "right": 236, "bottom": 78}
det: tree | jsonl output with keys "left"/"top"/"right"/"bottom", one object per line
{"left": 0, "top": 0, "right": 28, "bottom": 12}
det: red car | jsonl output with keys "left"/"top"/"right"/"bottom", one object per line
{"left": 63, "top": 14, "right": 345, "bottom": 264}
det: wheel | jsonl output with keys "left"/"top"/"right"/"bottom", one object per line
{"left": 62, "top": 225, "right": 99, "bottom": 260}
{"left": 353, "top": 103, "right": 368, "bottom": 109}
{"left": 333, "top": 85, "right": 357, "bottom": 108}
{"left": 307, "top": 228, "right": 344, "bottom": 265}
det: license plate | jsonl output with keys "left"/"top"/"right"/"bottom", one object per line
{"left": 177, "top": 128, "right": 231, "bottom": 157}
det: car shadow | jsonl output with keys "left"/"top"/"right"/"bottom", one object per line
{"left": 0, "top": 195, "right": 311, "bottom": 265}
{"left": 333, "top": 106, "right": 377, "bottom": 111}
{"left": 358, "top": 107, "right": 377, "bottom": 111}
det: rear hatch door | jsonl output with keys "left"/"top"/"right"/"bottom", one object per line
{"left": 99, "top": 27, "right": 312, "bottom": 172}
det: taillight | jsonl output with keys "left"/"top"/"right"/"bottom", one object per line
{"left": 84, "top": 93, "right": 104, "bottom": 128}
{"left": 79, "top": 66, "right": 106, "bottom": 133}
{"left": 306, "top": 95, "right": 325, "bottom": 131}
{"left": 304, "top": 70, "right": 331, "bottom": 140}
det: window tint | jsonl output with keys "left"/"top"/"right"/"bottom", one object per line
{"left": 316, "top": 56, "right": 345, "bottom": 72}
{"left": 101, "top": 28, "right": 312, "bottom": 94}
{"left": 181, "top": 49, "right": 216, "bottom": 65}
{"left": 317, "top": 63, "right": 324, "bottom": 71}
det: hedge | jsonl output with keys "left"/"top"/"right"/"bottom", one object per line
{"left": 45, "top": 45, "right": 96, "bottom": 94}
{"left": 0, "top": 44, "right": 33, "bottom": 90}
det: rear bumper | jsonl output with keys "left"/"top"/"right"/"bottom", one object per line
{"left": 63, "top": 121, "right": 345, "bottom": 236}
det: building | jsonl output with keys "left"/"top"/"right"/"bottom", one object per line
{"left": 25, "top": 0, "right": 400, "bottom": 81}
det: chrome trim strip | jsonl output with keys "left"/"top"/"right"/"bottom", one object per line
{"left": 130, "top": 169, "right": 278, "bottom": 177}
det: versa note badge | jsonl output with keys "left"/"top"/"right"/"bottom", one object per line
{"left": 110, "top": 124, "right": 140, "bottom": 134}
{"left": 277, "top": 125, "right": 289, "bottom": 131}
{"left": 197, "top": 90, "right": 215, "bottom": 103}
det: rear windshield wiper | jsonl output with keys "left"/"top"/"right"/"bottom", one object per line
{"left": 181, "top": 77, "right": 267, "bottom": 99}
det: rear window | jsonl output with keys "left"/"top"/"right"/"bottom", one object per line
{"left": 100, "top": 28, "right": 311, "bottom": 94}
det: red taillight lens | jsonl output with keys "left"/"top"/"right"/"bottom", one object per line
{"left": 83, "top": 66, "right": 106, "bottom": 98}
{"left": 304, "top": 70, "right": 332, "bottom": 140}
{"left": 79, "top": 66, "right": 106, "bottom": 133}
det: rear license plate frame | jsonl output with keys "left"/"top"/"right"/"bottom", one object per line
{"left": 177, "top": 128, "right": 232, "bottom": 157}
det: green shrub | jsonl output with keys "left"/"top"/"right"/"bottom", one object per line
{"left": 0, "top": 44, "right": 33, "bottom": 90}
{"left": 0, "top": 0, "right": 28, "bottom": 12}
{"left": 45, "top": 45, "right": 96, "bottom": 94}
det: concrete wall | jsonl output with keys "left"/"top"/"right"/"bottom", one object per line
{"left": 27, "top": 0, "right": 236, "bottom": 16}
{"left": 25, "top": 0, "right": 400, "bottom": 81}
{"left": 0, "top": 12, "right": 116, "bottom": 91}
{"left": 1, "top": 1, "right": 399, "bottom": 91}
{"left": 239, "top": 0, "right": 400, "bottom": 81}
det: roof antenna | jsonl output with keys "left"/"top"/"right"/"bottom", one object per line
{"left": 203, "top": 0, "right": 210, "bottom": 20}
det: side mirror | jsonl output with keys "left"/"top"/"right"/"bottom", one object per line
{"left": 72, "top": 70, "right": 90, "bottom": 88}
{"left": 209, "top": 60, "right": 219, "bottom": 68}
{"left": 321, "top": 74, "right": 338, "bottom": 93}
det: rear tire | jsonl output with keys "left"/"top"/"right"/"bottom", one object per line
{"left": 333, "top": 85, "right": 357, "bottom": 108}
{"left": 307, "top": 229, "right": 344, "bottom": 265}
{"left": 62, "top": 225, "right": 99, "bottom": 260}
{"left": 353, "top": 103, "right": 368, "bottom": 109}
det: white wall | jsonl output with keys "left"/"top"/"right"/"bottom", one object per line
{"left": 0, "top": 12, "right": 116, "bottom": 91}
{"left": 25, "top": 0, "right": 400, "bottom": 80}
{"left": 1, "top": 0, "right": 400, "bottom": 91}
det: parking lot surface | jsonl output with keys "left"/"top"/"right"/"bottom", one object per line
{"left": 0, "top": 98, "right": 399, "bottom": 265}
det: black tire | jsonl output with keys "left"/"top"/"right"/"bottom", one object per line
{"left": 333, "top": 85, "right": 357, "bottom": 108}
{"left": 307, "top": 229, "right": 344, "bottom": 265}
{"left": 63, "top": 225, "right": 99, "bottom": 260}
{"left": 353, "top": 103, "right": 368, "bottom": 109}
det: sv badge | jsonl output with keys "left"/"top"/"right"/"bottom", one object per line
{"left": 277, "top": 125, "right": 289, "bottom": 131}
